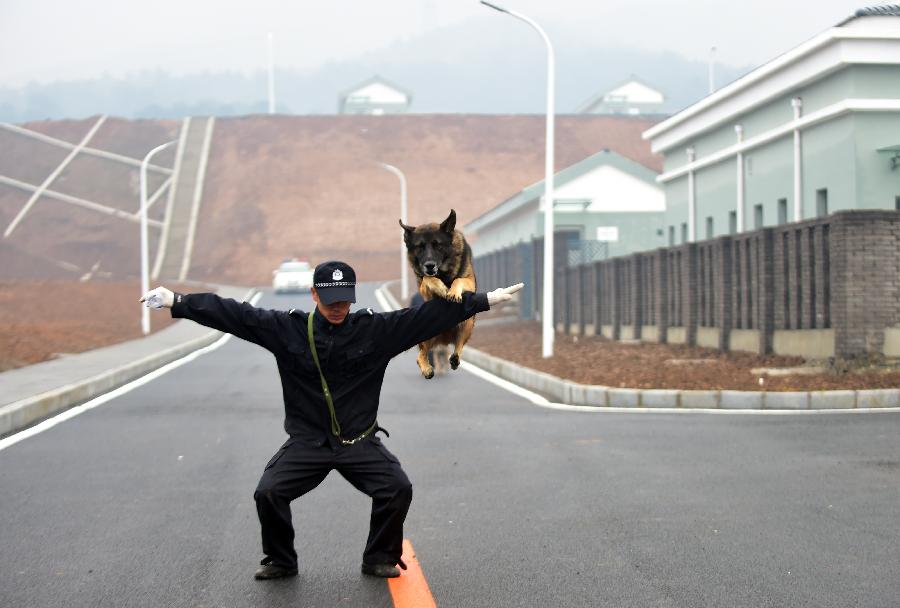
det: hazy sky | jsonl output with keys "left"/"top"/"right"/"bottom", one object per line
{"left": 0, "top": 0, "right": 878, "bottom": 87}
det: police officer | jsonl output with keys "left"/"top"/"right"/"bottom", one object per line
{"left": 141, "top": 260, "right": 523, "bottom": 581}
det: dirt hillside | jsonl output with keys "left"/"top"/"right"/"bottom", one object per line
{"left": 0, "top": 280, "right": 186, "bottom": 372}
{"left": 0, "top": 117, "right": 180, "bottom": 280}
{"left": 1, "top": 114, "right": 661, "bottom": 284}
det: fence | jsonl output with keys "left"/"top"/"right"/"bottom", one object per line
{"left": 471, "top": 210, "right": 900, "bottom": 360}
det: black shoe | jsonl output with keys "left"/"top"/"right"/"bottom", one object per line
{"left": 361, "top": 563, "right": 402, "bottom": 578}
{"left": 254, "top": 558, "right": 298, "bottom": 580}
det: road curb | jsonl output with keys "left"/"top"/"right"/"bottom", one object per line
{"left": 461, "top": 347, "right": 900, "bottom": 411}
{"left": 0, "top": 287, "right": 256, "bottom": 438}
{"left": 375, "top": 282, "right": 900, "bottom": 412}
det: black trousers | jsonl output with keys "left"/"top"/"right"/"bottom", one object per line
{"left": 253, "top": 436, "right": 413, "bottom": 568}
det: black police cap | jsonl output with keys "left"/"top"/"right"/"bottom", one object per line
{"left": 313, "top": 261, "right": 357, "bottom": 304}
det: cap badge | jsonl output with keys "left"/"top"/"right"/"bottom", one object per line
{"left": 332, "top": 269, "right": 343, "bottom": 281}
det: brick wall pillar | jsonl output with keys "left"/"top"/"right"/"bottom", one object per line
{"left": 800, "top": 227, "right": 815, "bottom": 329}
{"left": 554, "top": 265, "right": 566, "bottom": 330}
{"left": 518, "top": 242, "right": 533, "bottom": 319}
{"left": 831, "top": 211, "right": 900, "bottom": 359}
{"left": 631, "top": 256, "right": 643, "bottom": 339}
{"left": 682, "top": 244, "right": 698, "bottom": 346}
{"left": 758, "top": 229, "right": 775, "bottom": 354}
{"left": 813, "top": 224, "right": 830, "bottom": 329}
{"left": 578, "top": 264, "right": 590, "bottom": 335}
{"left": 611, "top": 258, "right": 623, "bottom": 340}
{"left": 654, "top": 249, "right": 668, "bottom": 342}
{"left": 715, "top": 237, "right": 732, "bottom": 351}
{"left": 533, "top": 237, "right": 543, "bottom": 321}
{"left": 594, "top": 261, "right": 605, "bottom": 335}
{"left": 568, "top": 266, "right": 579, "bottom": 332}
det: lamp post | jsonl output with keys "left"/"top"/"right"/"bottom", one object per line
{"left": 267, "top": 32, "right": 276, "bottom": 114}
{"left": 140, "top": 140, "right": 177, "bottom": 335}
{"left": 377, "top": 162, "right": 409, "bottom": 302}
{"left": 481, "top": 0, "right": 556, "bottom": 358}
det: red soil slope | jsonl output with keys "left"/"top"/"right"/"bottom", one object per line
{"left": 0, "top": 114, "right": 660, "bottom": 284}
{"left": 0, "top": 280, "right": 184, "bottom": 372}
{"left": 193, "top": 114, "right": 662, "bottom": 284}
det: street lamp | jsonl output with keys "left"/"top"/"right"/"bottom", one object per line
{"left": 481, "top": 0, "right": 556, "bottom": 358}
{"left": 140, "top": 140, "right": 177, "bottom": 335}
{"left": 376, "top": 162, "right": 409, "bottom": 302}
{"left": 267, "top": 32, "right": 276, "bottom": 114}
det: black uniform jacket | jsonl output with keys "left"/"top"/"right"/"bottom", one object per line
{"left": 171, "top": 292, "right": 489, "bottom": 446}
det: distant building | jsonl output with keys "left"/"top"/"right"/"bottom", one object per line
{"left": 338, "top": 76, "right": 412, "bottom": 115}
{"left": 465, "top": 149, "right": 665, "bottom": 262}
{"left": 643, "top": 5, "right": 900, "bottom": 245}
{"left": 576, "top": 77, "right": 666, "bottom": 115}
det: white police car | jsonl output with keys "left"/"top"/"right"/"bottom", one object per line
{"left": 273, "top": 259, "right": 314, "bottom": 294}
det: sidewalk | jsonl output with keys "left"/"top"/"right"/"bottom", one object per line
{"left": 0, "top": 285, "right": 254, "bottom": 437}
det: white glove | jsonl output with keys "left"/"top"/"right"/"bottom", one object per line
{"left": 140, "top": 286, "right": 175, "bottom": 309}
{"left": 487, "top": 283, "right": 524, "bottom": 307}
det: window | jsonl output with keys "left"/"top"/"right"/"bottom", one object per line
{"left": 816, "top": 188, "right": 828, "bottom": 217}
{"left": 729, "top": 211, "right": 737, "bottom": 235}
{"left": 778, "top": 198, "right": 788, "bottom": 224}
{"left": 754, "top": 204, "right": 764, "bottom": 229}
{"left": 681, "top": 222, "right": 688, "bottom": 243}
{"left": 706, "top": 216, "right": 714, "bottom": 240}
{"left": 668, "top": 226, "right": 675, "bottom": 246}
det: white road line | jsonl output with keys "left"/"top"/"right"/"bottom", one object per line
{"left": 373, "top": 287, "right": 393, "bottom": 315}
{"left": 0, "top": 291, "right": 262, "bottom": 452}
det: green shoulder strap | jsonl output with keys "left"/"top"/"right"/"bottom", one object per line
{"left": 307, "top": 311, "right": 376, "bottom": 444}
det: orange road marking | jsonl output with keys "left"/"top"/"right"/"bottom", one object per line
{"left": 388, "top": 539, "right": 437, "bottom": 608}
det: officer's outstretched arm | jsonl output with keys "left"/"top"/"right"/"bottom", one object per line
{"left": 141, "top": 286, "right": 289, "bottom": 355}
{"left": 378, "top": 282, "right": 524, "bottom": 357}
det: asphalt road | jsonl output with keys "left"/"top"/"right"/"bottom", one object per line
{"left": 2, "top": 283, "right": 899, "bottom": 607}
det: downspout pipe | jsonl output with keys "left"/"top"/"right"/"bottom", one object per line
{"left": 792, "top": 97, "right": 803, "bottom": 222}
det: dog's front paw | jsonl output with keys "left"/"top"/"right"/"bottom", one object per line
{"left": 445, "top": 288, "right": 463, "bottom": 303}
{"left": 422, "top": 277, "right": 448, "bottom": 300}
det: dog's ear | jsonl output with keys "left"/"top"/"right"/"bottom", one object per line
{"left": 440, "top": 209, "right": 456, "bottom": 234}
{"left": 399, "top": 219, "right": 415, "bottom": 244}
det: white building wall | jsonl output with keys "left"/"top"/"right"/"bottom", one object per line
{"left": 347, "top": 83, "right": 408, "bottom": 104}
{"left": 468, "top": 201, "right": 538, "bottom": 256}
{"left": 605, "top": 81, "right": 665, "bottom": 104}
{"left": 554, "top": 165, "right": 665, "bottom": 212}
